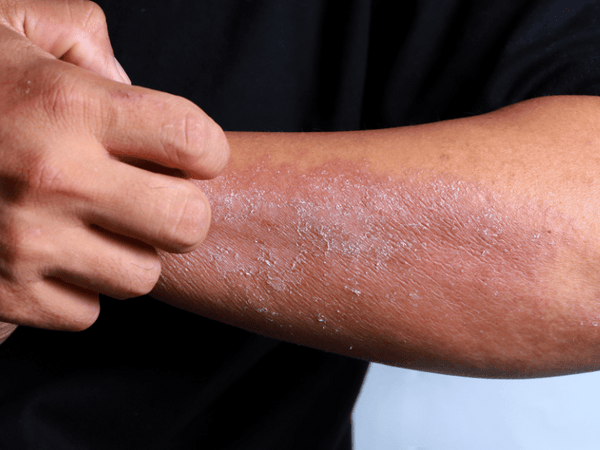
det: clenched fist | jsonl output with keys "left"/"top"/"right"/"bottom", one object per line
{"left": 0, "top": 0, "right": 229, "bottom": 333}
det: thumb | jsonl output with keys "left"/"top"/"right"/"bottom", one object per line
{"left": 3, "top": 0, "right": 130, "bottom": 84}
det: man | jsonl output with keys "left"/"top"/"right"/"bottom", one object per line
{"left": 2, "top": 0, "right": 600, "bottom": 448}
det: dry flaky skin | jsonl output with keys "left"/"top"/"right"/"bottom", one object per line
{"left": 154, "top": 96, "right": 600, "bottom": 378}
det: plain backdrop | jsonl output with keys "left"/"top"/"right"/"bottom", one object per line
{"left": 352, "top": 363, "right": 600, "bottom": 450}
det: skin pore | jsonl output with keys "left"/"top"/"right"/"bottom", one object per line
{"left": 153, "top": 96, "right": 600, "bottom": 378}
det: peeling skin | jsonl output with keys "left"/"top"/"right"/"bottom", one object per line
{"left": 163, "top": 158, "right": 598, "bottom": 377}
{"left": 155, "top": 97, "right": 600, "bottom": 378}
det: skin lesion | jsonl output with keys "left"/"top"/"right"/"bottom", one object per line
{"left": 155, "top": 151, "right": 600, "bottom": 377}
{"left": 153, "top": 97, "right": 600, "bottom": 377}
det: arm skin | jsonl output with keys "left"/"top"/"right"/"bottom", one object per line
{"left": 153, "top": 95, "right": 600, "bottom": 379}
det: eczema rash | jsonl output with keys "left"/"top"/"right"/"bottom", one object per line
{"left": 153, "top": 99, "right": 600, "bottom": 376}
{"left": 195, "top": 156, "right": 558, "bottom": 299}
{"left": 155, "top": 151, "right": 600, "bottom": 376}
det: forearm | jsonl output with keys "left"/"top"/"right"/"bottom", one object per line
{"left": 153, "top": 96, "right": 600, "bottom": 378}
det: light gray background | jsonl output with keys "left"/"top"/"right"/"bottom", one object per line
{"left": 353, "top": 363, "right": 600, "bottom": 450}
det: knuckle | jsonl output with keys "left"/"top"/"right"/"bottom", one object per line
{"left": 79, "top": 1, "right": 108, "bottom": 32}
{"left": 0, "top": 290, "right": 33, "bottom": 328}
{"left": 127, "top": 265, "right": 161, "bottom": 298}
{"left": 22, "top": 60, "right": 99, "bottom": 128}
{"left": 114, "top": 252, "right": 161, "bottom": 299}
{"left": 0, "top": 219, "right": 45, "bottom": 281}
{"left": 26, "top": 153, "right": 70, "bottom": 195}
{"left": 160, "top": 103, "right": 229, "bottom": 178}
{"left": 0, "top": 67, "right": 75, "bottom": 144}
{"left": 2, "top": 231, "right": 26, "bottom": 270}
{"left": 0, "top": 276, "right": 100, "bottom": 332}
{"left": 23, "top": 151, "right": 88, "bottom": 206}
{"left": 181, "top": 111, "right": 198, "bottom": 161}
{"left": 0, "top": 2, "right": 23, "bottom": 31}
{"left": 39, "top": 66, "right": 82, "bottom": 121}
{"left": 63, "top": 1, "right": 108, "bottom": 38}
{"left": 160, "top": 108, "right": 201, "bottom": 167}
{"left": 0, "top": 134, "right": 75, "bottom": 203}
{"left": 0, "top": 65, "right": 100, "bottom": 172}
{"left": 68, "top": 303, "right": 100, "bottom": 332}
{"left": 159, "top": 183, "right": 209, "bottom": 252}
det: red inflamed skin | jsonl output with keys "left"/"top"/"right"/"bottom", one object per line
{"left": 154, "top": 96, "right": 600, "bottom": 378}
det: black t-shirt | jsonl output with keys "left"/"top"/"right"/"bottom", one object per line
{"left": 1, "top": 1, "right": 600, "bottom": 449}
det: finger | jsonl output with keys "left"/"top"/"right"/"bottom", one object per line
{"left": 34, "top": 280, "right": 101, "bottom": 331}
{"left": 0, "top": 321, "right": 17, "bottom": 345}
{"left": 82, "top": 158, "right": 212, "bottom": 253}
{"left": 99, "top": 82, "right": 230, "bottom": 179}
{"left": 0, "top": 29, "right": 227, "bottom": 180}
{"left": 0, "top": 279, "right": 100, "bottom": 332}
{"left": 47, "top": 225, "right": 161, "bottom": 300}
{"left": 8, "top": 0, "right": 130, "bottom": 84}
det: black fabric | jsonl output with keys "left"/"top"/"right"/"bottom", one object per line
{"left": 0, "top": 299, "right": 365, "bottom": 449}
{"left": 1, "top": 0, "right": 600, "bottom": 449}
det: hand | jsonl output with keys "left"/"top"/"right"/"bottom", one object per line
{"left": 0, "top": 0, "right": 229, "bottom": 334}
